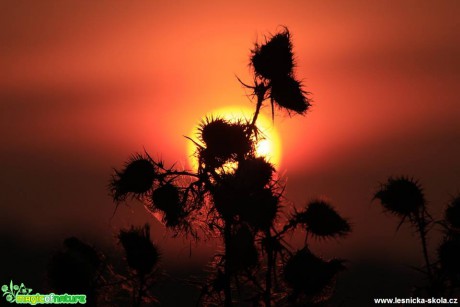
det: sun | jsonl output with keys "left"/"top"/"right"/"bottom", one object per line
{"left": 187, "top": 106, "right": 282, "bottom": 170}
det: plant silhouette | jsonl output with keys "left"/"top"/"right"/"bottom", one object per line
{"left": 118, "top": 224, "right": 160, "bottom": 307}
{"left": 119, "top": 225, "right": 159, "bottom": 275}
{"left": 110, "top": 27, "right": 351, "bottom": 306}
{"left": 374, "top": 176, "right": 460, "bottom": 296}
{"left": 47, "top": 237, "right": 109, "bottom": 306}
{"left": 374, "top": 177, "right": 433, "bottom": 278}
{"left": 47, "top": 227, "right": 163, "bottom": 307}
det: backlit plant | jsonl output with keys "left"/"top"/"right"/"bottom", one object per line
{"left": 110, "top": 27, "right": 350, "bottom": 306}
{"left": 374, "top": 178, "right": 460, "bottom": 296}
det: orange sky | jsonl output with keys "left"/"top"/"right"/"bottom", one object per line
{"left": 1, "top": 1, "right": 460, "bottom": 271}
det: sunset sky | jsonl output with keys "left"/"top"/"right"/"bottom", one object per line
{"left": 1, "top": 1, "right": 460, "bottom": 303}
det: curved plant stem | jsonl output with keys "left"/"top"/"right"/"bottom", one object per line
{"left": 251, "top": 84, "right": 267, "bottom": 128}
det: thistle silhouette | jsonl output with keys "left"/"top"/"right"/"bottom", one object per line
{"left": 374, "top": 177, "right": 433, "bottom": 280}
{"left": 438, "top": 194, "right": 460, "bottom": 292}
{"left": 293, "top": 200, "right": 351, "bottom": 240}
{"left": 118, "top": 224, "right": 160, "bottom": 307}
{"left": 47, "top": 237, "right": 110, "bottom": 306}
{"left": 47, "top": 231, "right": 161, "bottom": 307}
{"left": 110, "top": 27, "right": 350, "bottom": 306}
{"left": 283, "top": 247, "right": 345, "bottom": 303}
{"left": 110, "top": 154, "right": 158, "bottom": 202}
{"left": 250, "top": 28, "right": 310, "bottom": 118}
{"left": 374, "top": 177, "right": 460, "bottom": 296}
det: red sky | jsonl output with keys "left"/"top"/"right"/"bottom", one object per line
{"left": 1, "top": 0, "right": 460, "bottom": 272}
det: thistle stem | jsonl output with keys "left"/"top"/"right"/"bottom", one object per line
{"left": 134, "top": 274, "right": 145, "bottom": 307}
{"left": 223, "top": 223, "right": 233, "bottom": 307}
{"left": 251, "top": 84, "right": 267, "bottom": 128}
{"left": 415, "top": 211, "right": 433, "bottom": 281}
{"left": 264, "top": 230, "right": 273, "bottom": 307}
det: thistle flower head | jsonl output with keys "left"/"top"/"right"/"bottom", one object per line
{"left": 198, "top": 117, "right": 252, "bottom": 167}
{"left": 110, "top": 154, "right": 156, "bottom": 202}
{"left": 151, "top": 183, "right": 180, "bottom": 213}
{"left": 374, "top": 176, "right": 426, "bottom": 218}
{"left": 251, "top": 28, "right": 294, "bottom": 80}
{"left": 294, "top": 200, "right": 351, "bottom": 239}
{"left": 151, "top": 183, "right": 186, "bottom": 228}
{"left": 118, "top": 224, "right": 159, "bottom": 275}
{"left": 239, "top": 187, "right": 280, "bottom": 230}
{"left": 249, "top": 27, "right": 311, "bottom": 117}
{"left": 212, "top": 169, "right": 279, "bottom": 228}
{"left": 235, "top": 157, "right": 275, "bottom": 190}
{"left": 199, "top": 117, "right": 229, "bottom": 146}
{"left": 270, "top": 76, "right": 310, "bottom": 115}
{"left": 283, "top": 247, "right": 345, "bottom": 299}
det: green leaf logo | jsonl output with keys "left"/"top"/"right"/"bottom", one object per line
{"left": 2, "top": 280, "right": 33, "bottom": 304}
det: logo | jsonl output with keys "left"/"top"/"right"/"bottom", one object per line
{"left": 2, "top": 281, "right": 86, "bottom": 305}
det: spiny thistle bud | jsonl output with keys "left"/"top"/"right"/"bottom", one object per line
{"left": 110, "top": 154, "right": 156, "bottom": 201}
{"left": 151, "top": 183, "right": 185, "bottom": 227}
{"left": 374, "top": 176, "right": 426, "bottom": 218}
{"left": 118, "top": 224, "right": 159, "bottom": 275}
{"left": 270, "top": 75, "right": 310, "bottom": 115}
{"left": 198, "top": 117, "right": 252, "bottom": 166}
{"left": 294, "top": 200, "right": 351, "bottom": 239}
{"left": 445, "top": 195, "right": 460, "bottom": 230}
{"left": 212, "top": 170, "right": 279, "bottom": 228}
{"left": 152, "top": 183, "right": 180, "bottom": 213}
{"left": 235, "top": 157, "right": 275, "bottom": 190}
{"left": 251, "top": 28, "right": 294, "bottom": 80}
{"left": 200, "top": 117, "right": 230, "bottom": 147}
{"left": 284, "top": 248, "right": 345, "bottom": 299}
{"left": 239, "top": 188, "right": 279, "bottom": 230}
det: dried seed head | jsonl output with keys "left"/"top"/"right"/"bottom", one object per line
{"left": 270, "top": 76, "right": 310, "bottom": 115}
{"left": 151, "top": 183, "right": 186, "bottom": 227}
{"left": 198, "top": 117, "right": 252, "bottom": 167}
{"left": 118, "top": 224, "right": 159, "bottom": 275}
{"left": 374, "top": 176, "right": 426, "bottom": 217}
{"left": 295, "top": 200, "right": 351, "bottom": 239}
{"left": 251, "top": 28, "right": 294, "bottom": 80}
{"left": 284, "top": 248, "right": 345, "bottom": 299}
{"left": 239, "top": 188, "right": 280, "bottom": 230}
{"left": 235, "top": 157, "right": 275, "bottom": 190}
{"left": 212, "top": 169, "right": 279, "bottom": 228}
{"left": 152, "top": 183, "right": 180, "bottom": 213}
{"left": 110, "top": 155, "right": 156, "bottom": 201}
{"left": 199, "top": 117, "right": 230, "bottom": 147}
